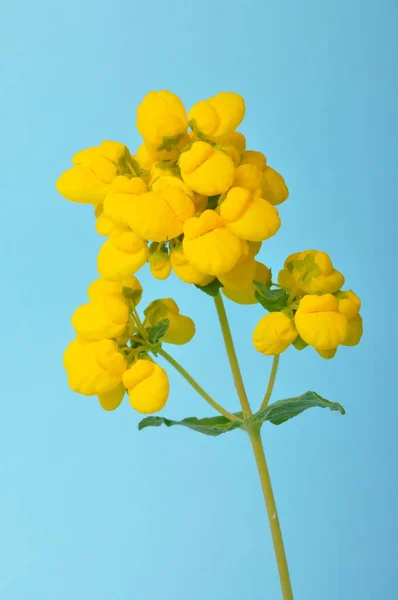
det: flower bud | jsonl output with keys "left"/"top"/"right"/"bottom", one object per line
{"left": 253, "top": 312, "right": 297, "bottom": 355}
{"left": 123, "top": 359, "right": 169, "bottom": 413}
{"left": 262, "top": 166, "right": 289, "bottom": 205}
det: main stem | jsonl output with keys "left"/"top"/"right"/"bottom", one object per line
{"left": 213, "top": 294, "right": 252, "bottom": 418}
{"left": 249, "top": 427, "right": 293, "bottom": 600}
{"left": 213, "top": 294, "right": 293, "bottom": 599}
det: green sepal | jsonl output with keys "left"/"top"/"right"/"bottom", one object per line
{"left": 138, "top": 413, "right": 243, "bottom": 436}
{"left": 292, "top": 336, "right": 308, "bottom": 350}
{"left": 157, "top": 133, "right": 185, "bottom": 152}
{"left": 122, "top": 287, "right": 142, "bottom": 305}
{"left": 147, "top": 318, "right": 169, "bottom": 344}
{"left": 293, "top": 253, "right": 321, "bottom": 283}
{"left": 194, "top": 279, "right": 223, "bottom": 297}
{"left": 206, "top": 195, "right": 220, "bottom": 210}
{"left": 250, "top": 391, "right": 345, "bottom": 426}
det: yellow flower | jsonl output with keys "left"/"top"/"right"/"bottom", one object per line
{"left": 222, "top": 261, "right": 271, "bottom": 305}
{"left": 57, "top": 141, "right": 130, "bottom": 205}
{"left": 183, "top": 210, "right": 243, "bottom": 276}
{"left": 342, "top": 314, "right": 363, "bottom": 346}
{"left": 233, "top": 164, "right": 264, "bottom": 195}
{"left": 294, "top": 294, "right": 348, "bottom": 350}
{"left": 317, "top": 348, "right": 337, "bottom": 360}
{"left": 127, "top": 187, "right": 195, "bottom": 242}
{"left": 103, "top": 176, "right": 147, "bottom": 227}
{"left": 219, "top": 187, "right": 281, "bottom": 242}
{"left": 94, "top": 204, "right": 117, "bottom": 236}
{"left": 133, "top": 144, "right": 156, "bottom": 170}
{"left": 336, "top": 290, "right": 361, "bottom": 320}
{"left": 123, "top": 359, "right": 169, "bottom": 413}
{"left": 214, "top": 132, "right": 247, "bottom": 165}
{"left": 170, "top": 243, "right": 214, "bottom": 285}
{"left": 98, "top": 383, "right": 125, "bottom": 411}
{"left": 145, "top": 298, "right": 195, "bottom": 345}
{"left": 279, "top": 250, "right": 345, "bottom": 295}
{"left": 64, "top": 338, "right": 127, "bottom": 395}
{"left": 188, "top": 92, "right": 245, "bottom": 138}
{"left": 218, "top": 253, "right": 256, "bottom": 290}
{"left": 253, "top": 312, "right": 298, "bottom": 355}
{"left": 179, "top": 141, "right": 235, "bottom": 196}
{"left": 136, "top": 90, "right": 188, "bottom": 150}
{"left": 145, "top": 133, "right": 191, "bottom": 162}
{"left": 97, "top": 227, "right": 148, "bottom": 281}
{"left": 71, "top": 293, "right": 129, "bottom": 340}
{"left": 240, "top": 150, "right": 267, "bottom": 170}
{"left": 88, "top": 276, "right": 142, "bottom": 305}
{"left": 262, "top": 166, "right": 289, "bottom": 206}
{"left": 149, "top": 250, "right": 172, "bottom": 280}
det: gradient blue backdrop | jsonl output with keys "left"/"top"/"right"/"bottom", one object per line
{"left": 1, "top": 1, "right": 397, "bottom": 598}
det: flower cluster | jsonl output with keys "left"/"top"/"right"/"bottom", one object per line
{"left": 253, "top": 250, "right": 363, "bottom": 358}
{"left": 56, "top": 90, "right": 288, "bottom": 301}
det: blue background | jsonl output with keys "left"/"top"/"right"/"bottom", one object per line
{"left": 1, "top": 1, "right": 397, "bottom": 598}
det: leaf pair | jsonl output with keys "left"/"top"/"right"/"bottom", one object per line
{"left": 138, "top": 391, "right": 345, "bottom": 436}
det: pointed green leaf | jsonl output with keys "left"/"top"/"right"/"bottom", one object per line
{"left": 250, "top": 391, "right": 345, "bottom": 426}
{"left": 147, "top": 318, "right": 169, "bottom": 344}
{"left": 254, "top": 283, "right": 289, "bottom": 312}
{"left": 138, "top": 413, "right": 243, "bottom": 436}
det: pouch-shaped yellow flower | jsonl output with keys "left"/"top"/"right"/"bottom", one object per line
{"left": 240, "top": 150, "right": 267, "bottom": 170}
{"left": 149, "top": 250, "right": 172, "bottom": 280}
{"left": 103, "top": 176, "right": 147, "bottom": 227}
{"left": 222, "top": 261, "right": 271, "bottom": 305}
{"left": 98, "top": 383, "right": 125, "bottom": 411}
{"left": 88, "top": 276, "right": 142, "bottom": 305}
{"left": 95, "top": 204, "right": 117, "bottom": 236}
{"left": 183, "top": 210, "right": 243, "bottom": 276}
{"left": 123, "top": 359, "right": 169, "bottom": 413}
{"left": 127, "top": 188, "right": 195, "bottom": 242}
{"left": 170, "top": 244, "right": 214, "bottom": 285}
{"left": 253, "top": 312, "right": 298, "bottom": 355}
{"left": 342, "top": 314, "right": 363, "bottom": 346}
{"left": 336, "top": 290, "right": 361, "bottom": 320}
{"left": 64, "top": 338, "right": 127, "bottom": 395}
{"left": 179, "top": 142, "right": 235, "bottom": 196}
{"left": 71, "top": 293, "right": 129, "bottom": 340}
{"left": 294, "top": 294, "right": 348, "bottom": 350}
{"left": 136, "top": 90, "right": 188, "bottom": 150}
{"left": 262, "top": 166, "right": 289, "bottom": 206}
{"left": 220, "top": 187, "right": 281, "bottom": 242}
{"left": 233, "top": 164, "right": 264, "bottom": 196}
{"left": 188, "top": 92, "right": 245, "bottom": 138}
{"left": 72, "top": 141, "right": 129, "bottom": 168}
{"left": 97, "top": 228, "right": 148, "bottom": 281}
{"left": 144, "top": 298, "right": 195, "bottom": 345}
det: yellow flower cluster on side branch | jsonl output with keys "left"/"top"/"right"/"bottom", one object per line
{"left": 252, "top": 250, "right": 363, "bottom": 359}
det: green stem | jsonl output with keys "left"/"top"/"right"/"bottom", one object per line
{"left": 158, "top": 348, "right": 241, "bottom": 423}
{"left": 213, "top": 294, "right": 252, "bottom": 418}
{"left": 249, "top": 427, "right": 293, "bottom": 600}
{"left": 260, "top": 355, "right": 280, "bottom": 411}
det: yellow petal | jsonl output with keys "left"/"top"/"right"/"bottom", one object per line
{"left": 253, "top": 312, "right": 298, "bottom": 355}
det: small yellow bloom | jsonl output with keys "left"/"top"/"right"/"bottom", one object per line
{"left": 103, "top": 176, "right": 147, "bottom": 227}
{"left": 336, "top": 290, "right": 361, "bottom": 320}
{"left": 97, "top": 228, "right": 148, "bottom": 281}
{"left": 123, "top": 359, "right": 169, "bottom": 414}
{"left": 262, "top": 166, "right": 289, "bottom": 205}
{"left": 149, "top": 250, "right": 172, "bottom": 280}
{"left": 98, "top": 383, "right": 125, "bottom": 411}
{"left": 71, "top": 293, "right": 129, "bottom": 340}
{"left": 170, "top": 243, "right": 214, "bottom": 285}
{"left": 179, "top": 141, "right": 235, "bottom": 196}
{"left": 136, "top": 90, "right": 188, "bottom": 150}
{"left": 218, "top": 253, "right": 256, "bottom": 291}
{"left": 64, "top": 338, "right": 127, "bottom": 395}
{"left": 145, "top": 298, "right": 196, "bottom": 345}
{"left": 279, "top": 250, "right": 345, "bottom": 295}
{"left": 127, "top": 187, "right": 195, "bottom": 242}
{"left": 183, "top": 210, "right": 243, "bottom": 276}
{"left": 295, "top": 294, "right": 348, "bottom": 350}
{"left": 233, "top": 164, "right": 264, "bottom": 196}
{"left": 219, "top": 187, "right": 281, "bottom": 242}
{"left": 342, "top": 314, "right": 363, "bottom": 346}
{"left": 222, "top": 261, "right": 271, "bottom": 305}
{"left": 253, "top": 312, "right": 298, "bottom": 355}
{"left": 240, "top": 150, "right": 267, "bottom": 170}
{"left": 188, "top": 92, "right": 245, "bottom": 138}
{"left": 88, "top": 276, "right": 142, "bottom": 305}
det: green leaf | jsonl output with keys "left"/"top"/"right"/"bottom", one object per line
{"left": 147, "top": 318, "right": 169, "bottom": 344}
{"left": 138, "top": 413, "right": 243, "bottom": 436}
{"left": 250, "top": 391, "right": 345, "bottom": 426}
{"left": 194, "top": 279, "right": 223, "bottom": 297}
{"left": 206, "top": 195, "right": 220, "bottom": 210}
{"left": 254, "top": 283, "right": 289, "bottom": 312}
